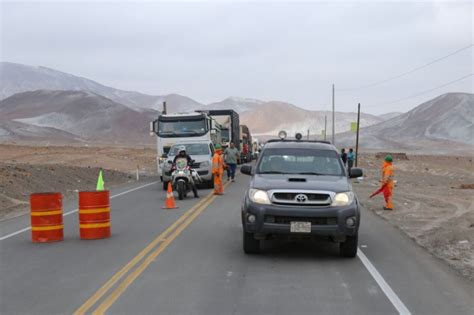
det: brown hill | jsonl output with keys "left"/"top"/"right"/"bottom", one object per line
{"left": 240, "top": 101, "right": 384, "bottom": 137}
{"left": 0, "top": 90, "right": 158, "bottom": 145}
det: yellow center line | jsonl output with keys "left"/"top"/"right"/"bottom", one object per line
{"left": 92, "top": 195, "right": 217, "bottom": 314}
{"left": 74, "top": 182, "right": 230, "bottom": 315}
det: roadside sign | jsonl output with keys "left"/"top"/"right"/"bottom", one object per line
{"left": 351, "top": 122, "right": 358, "bottom": 132}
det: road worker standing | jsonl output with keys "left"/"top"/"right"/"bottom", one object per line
{"left": 212, "top": 144, "right": 225, "bottom": 195}
{"left": 381, "top": 154, "right": 395, "bottom": 210}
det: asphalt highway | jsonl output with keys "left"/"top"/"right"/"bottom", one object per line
{"left": 1, "top": 175, "right": 473, "bottom": 315}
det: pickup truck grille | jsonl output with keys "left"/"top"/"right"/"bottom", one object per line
{"left": 270, "top": 191, "right": 332, "bottom": 206}
{"left": 264, "top": 216, "right": 337, "bottom": 225}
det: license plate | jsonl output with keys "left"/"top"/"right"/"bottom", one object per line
{"left": 290, "top": 221, "right": 311, "bottom": 233}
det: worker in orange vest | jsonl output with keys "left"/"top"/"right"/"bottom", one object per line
{"left": 212, "top": 144, "right": 225, "bottom": 195}
{"left": 381, "top": 154, "right": 395, "bottom": 210}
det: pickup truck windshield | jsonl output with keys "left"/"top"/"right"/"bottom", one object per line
{"left": 257, "top": 148, "right": 344, "bottom": 176}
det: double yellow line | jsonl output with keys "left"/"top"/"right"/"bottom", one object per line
{"left": 74, "top": 183, "right": 228, "bottom": 315}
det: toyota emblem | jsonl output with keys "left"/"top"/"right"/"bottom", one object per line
{"left": 295, "top": 194, "right": 308, "bottom": 203}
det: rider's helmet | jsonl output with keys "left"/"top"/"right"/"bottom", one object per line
{"left": 178, "top": 145, "right": 186, "bottom": 156}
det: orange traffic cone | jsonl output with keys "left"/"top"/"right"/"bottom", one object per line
{"left": 162, "top": 182, "right": 178, "bottom": 209}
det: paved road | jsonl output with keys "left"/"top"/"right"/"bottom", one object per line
{"left": 1, "top": 176, "right": 473, "bottom": 315}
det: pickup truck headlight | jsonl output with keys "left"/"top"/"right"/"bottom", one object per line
{"left": 248, "top": 189, "right": 271, "bottom": 205}
{"left": 200, "top": 161, "right": 210, "bottom": 167}
{"left": 331, "top": 192, "right": 354, "bottom": 207}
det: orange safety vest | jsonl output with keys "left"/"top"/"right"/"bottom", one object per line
{"left": 382, "top": 161, "right": 394, "bottom": 188}
{"left": 212, "top": 151, "right": 224, "bottom": 175}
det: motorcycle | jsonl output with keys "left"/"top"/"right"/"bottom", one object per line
{"left": 171, "top": 158, "right": 201, "bottom": 200}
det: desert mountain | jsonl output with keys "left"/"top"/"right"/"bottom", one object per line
{"left": 207, "top": 97, "right": 264, "bottom": 113}
{"left": 0, "top": 90, "right": 158, "bottom": 144}
{"left": 337, "top": 93, "right": 474, "bottom": 152}
{"left": 0, "top": 62, "right": 202, "bottom": 112}
{"left": 240, "top": 101, "right": 384, "bottom": 137}
{"left": 379, "top": 112, "right": 403, "bottom": 120}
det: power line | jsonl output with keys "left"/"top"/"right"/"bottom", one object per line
{"left": 338, "top": 44, "right": 473, "bottom": 92}
{"left": 364, "top": 73, "right": 473, "bottom": 109}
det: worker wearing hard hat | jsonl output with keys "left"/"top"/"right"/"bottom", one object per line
{"left": 212, "top": 144, "right": 225, "bottom": 195}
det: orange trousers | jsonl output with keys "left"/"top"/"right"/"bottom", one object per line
{"left": 213, "top": 173, "right": 224, "bottom": 195}
{"left": 383, "top": 183, "right": 394, "bottom": 209}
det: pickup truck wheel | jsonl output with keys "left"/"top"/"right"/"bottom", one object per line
{"left": 243, "top": 231, "right": 260, "bottom": 254}
{"left": 339, "top": 235, "right": 358, "bottom": 258}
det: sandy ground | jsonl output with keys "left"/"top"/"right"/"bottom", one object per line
{"left": 0, "top": 144, "right": 157, "bottom": 221}
{"left": 1, "top": 144, "right": 473, "bottom": 280}
{"left": 353, "top": 153, "right": 474, "bottom": 280}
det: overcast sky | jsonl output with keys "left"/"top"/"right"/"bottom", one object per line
{"left": 1, "top": 0, "right": 472, "bottom": 114}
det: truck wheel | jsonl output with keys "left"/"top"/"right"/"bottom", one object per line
{"left": 339, "top": 235, "right": 358, "bottom": 258}
{"left": 243, "top": 231, "right": 260, "bottom": 254}
{"left": 163, "top": 181, "right": 169, "bottom": 191}
{"left": 177, "top": 181, "right": 185, "bottom": 200}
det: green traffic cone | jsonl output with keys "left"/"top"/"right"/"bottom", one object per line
{"left": 96, "top": 169, "right": 105, "bottom": 191}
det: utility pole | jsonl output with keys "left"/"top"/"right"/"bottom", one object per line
{"left": 162, "top": 101, "right": 167, "bottom": 114}
{"left": 324, "top": 115, "right": 327, "bottom": 141}
{"left": 307, "top": 129, "right": 310, "bottom": 140}
{"left": 355, "top": 103, "right": 361, "bottom": 167}
{"left": 332, "top": 84, "right": 335, "bottom": 145}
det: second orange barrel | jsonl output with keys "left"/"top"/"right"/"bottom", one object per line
{"left": 30, "top": 192, "right": 64, "bottom": 243}
{"left": 78, "top": 191, "right": 111, "bottom": 239}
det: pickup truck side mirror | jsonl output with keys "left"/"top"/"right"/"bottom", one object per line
{"left": 161, "top": 154, "right": 168, "bottom": 159}
{"left": 241, "top": 165, "right": 252, "bottom": 175}
{"left": 349, "top": 168, "right": 363, "bottom": 178}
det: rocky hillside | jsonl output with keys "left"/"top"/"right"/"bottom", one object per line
{"left": 206, "top": 97, "right": 264, "bottom": 113}
{"left": 0, "top": 62, "right": 202, "bottom": 112}
{"left": 337, "top": 93, "right": 474, "bottom": 152}
{"left": 240, "top": 101, "right": 384, "bottom": 137}
{"left": 0, "top": 90, "right": 158, "bottom": 145}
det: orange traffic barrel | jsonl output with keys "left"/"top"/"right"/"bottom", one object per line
{"left": 30, "top": 192, "right": 64, "bottom": 243}
{"left": 78, "top": 191, "right": 111, "bottom": 239}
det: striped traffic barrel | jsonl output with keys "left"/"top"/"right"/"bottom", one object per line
{"left": 30, "top": 192, "right": 64, "bottom": 243}
{"left": 78, "top": 191, "right": 111, "bottom": 239}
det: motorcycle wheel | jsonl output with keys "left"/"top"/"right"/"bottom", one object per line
{"left": 177, "top": 181, "right": 185, "bottom": 200}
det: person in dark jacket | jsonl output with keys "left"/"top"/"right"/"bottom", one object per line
{"left": 340, "top": 148, "right": 348, "bottom": 168}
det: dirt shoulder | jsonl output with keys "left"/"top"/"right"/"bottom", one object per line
{"left": 0, "top": 144, "right": 158, "bottom": 221}
{"left": 353, "top": 153, "right": 474, "bottom": 280}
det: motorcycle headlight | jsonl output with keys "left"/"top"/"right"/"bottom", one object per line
{"left": 331, "top": 192, "right": 354, "bottom": 207}
{"left": 248, "top": 189, "right": 271, "bottom": 205}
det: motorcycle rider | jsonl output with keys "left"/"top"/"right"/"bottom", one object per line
{"left": 172, "top": 145, "right": 199, "bottom": 198}
{"left": 173, "top": 145, "right": 193, "bottom": 165}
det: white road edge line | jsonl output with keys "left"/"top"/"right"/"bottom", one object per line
{"left": 0, "top": 181, "right": 158, "bottom": 241}
{"left": 357, "top": 249, "right": 412, "bottom": 315}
